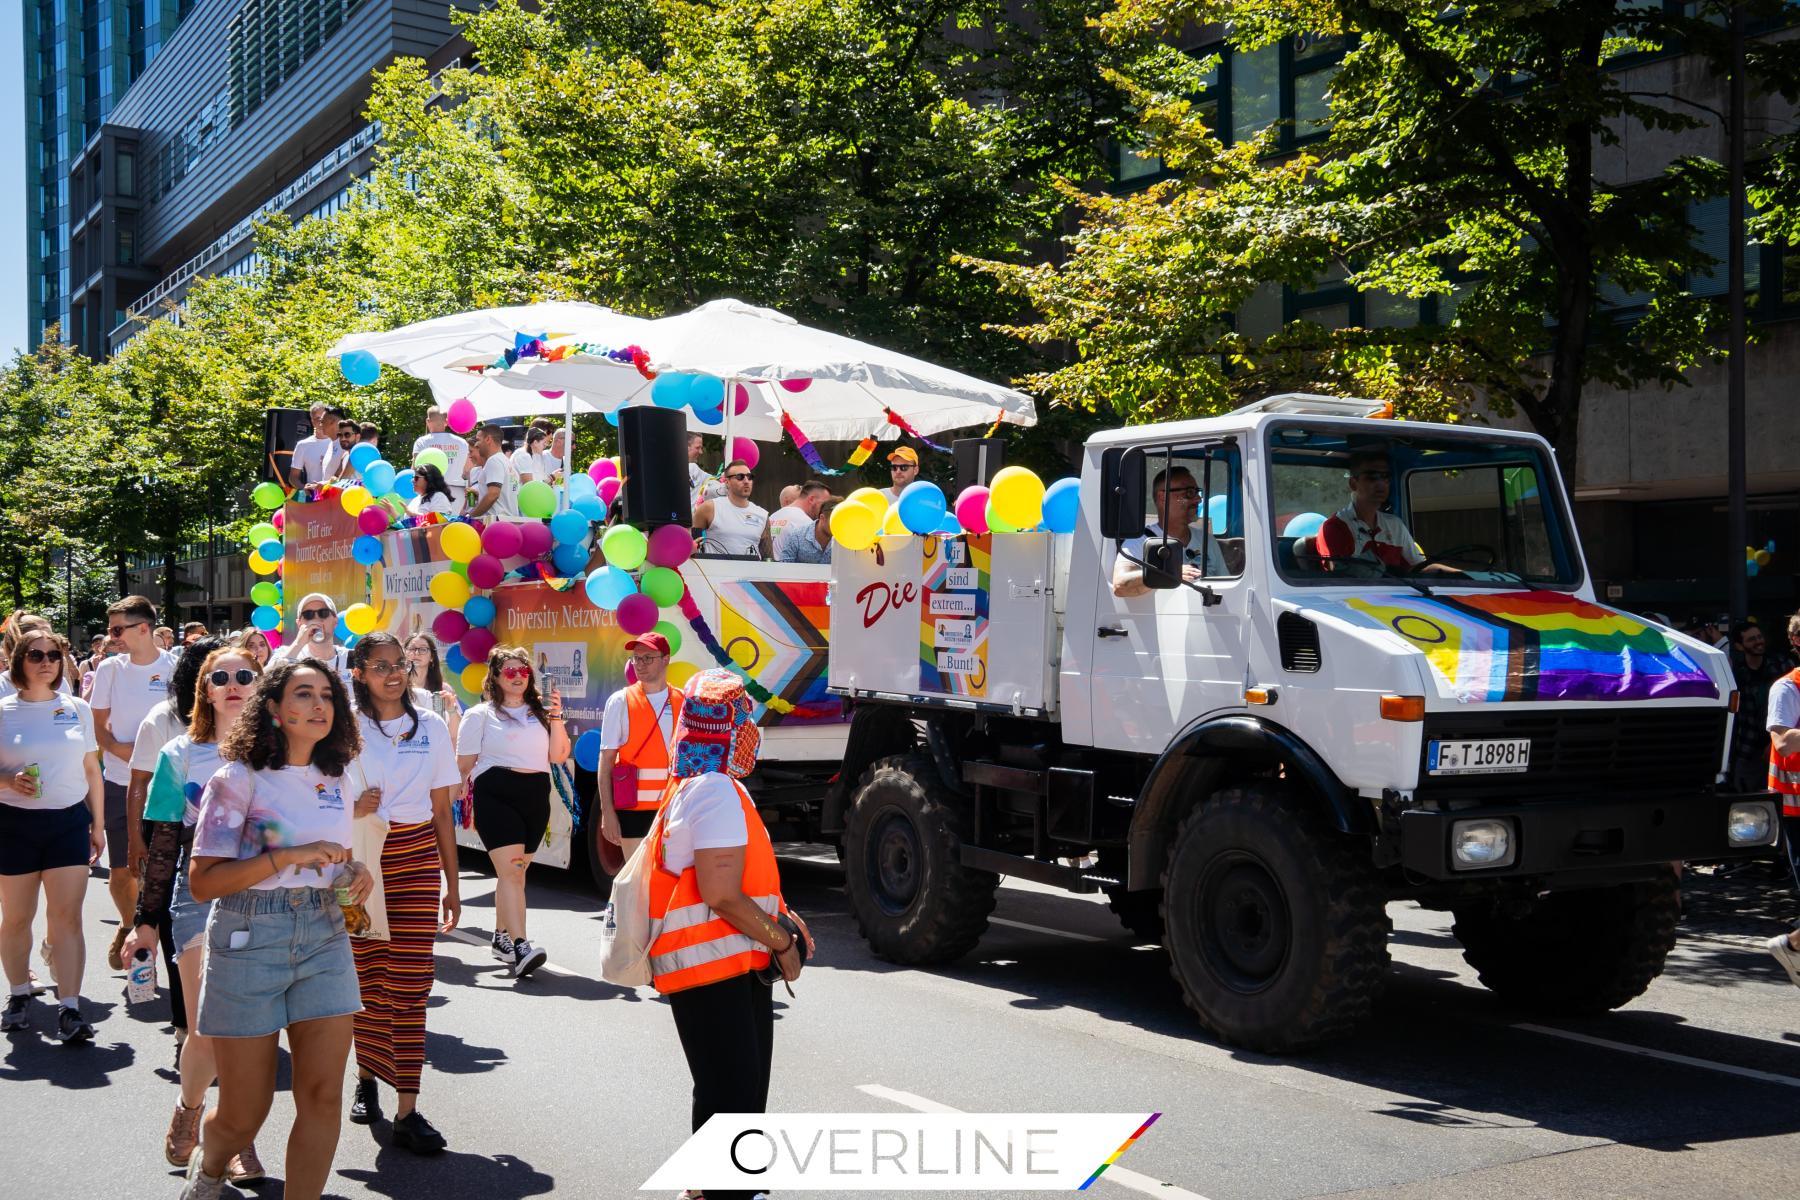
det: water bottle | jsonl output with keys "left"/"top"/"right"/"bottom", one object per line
{"left": 126, "top": 948, "right": 157, "bottom": 1005}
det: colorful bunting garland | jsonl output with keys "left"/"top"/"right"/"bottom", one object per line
{"left": 880, "top": 406, "right": 952, "bottom": 454}
{"left": 463, "top": 333, "right": 657, "bottom": 381}
{"left": 779, "top": 412, "right": 878, "bottom": 477}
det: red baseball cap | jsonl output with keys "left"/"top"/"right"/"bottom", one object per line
{"left": 624, "top": 632, "right": 671, "bottom": 657}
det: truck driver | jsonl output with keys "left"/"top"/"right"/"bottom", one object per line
{"left": 1112, "top": 466, "right": 1229, "bottom": 597}
{"left": 1317, "top": 450, "right": 1434, "bottom": 572}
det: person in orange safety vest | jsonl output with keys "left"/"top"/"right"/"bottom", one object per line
{"left": 597, "top": 633, "right": 685, "bottom": 865}
{"left": 1762, "top": 626, "right": 1800, "bottom": 989}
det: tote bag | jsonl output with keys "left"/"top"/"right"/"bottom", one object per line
{"left": 599, "top": 809, "right": 664, "bottom": 987}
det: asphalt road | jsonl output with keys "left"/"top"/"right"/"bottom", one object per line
{"left": 6, "top": 853, "right": 1800, "bottom": 1200}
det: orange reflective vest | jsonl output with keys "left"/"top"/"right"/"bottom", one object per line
{"left": 619, "top": 685, "right": 681, "bottom": 812}
{"left": 647, "top": 777, "right": 785, "bottom": 995}
{"left": 1769, "top": 669, "right": 1800, "bottom": 816}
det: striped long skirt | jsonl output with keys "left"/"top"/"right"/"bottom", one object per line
{"left": 351, "top": 819, "right": 441, "bottom": 1093}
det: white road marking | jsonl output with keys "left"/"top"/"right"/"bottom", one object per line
{"left": 443, "top": 927, "right": 581, "bottom": 979}
{"left": 1513, "top": 1023, "right": 1800, "bottom": 1088}
{"left": 988, "top": 916, "right": 1105, "bottom": 943}
{"left": 856, "top": 1084, "right": 1210, "bottom": 1200}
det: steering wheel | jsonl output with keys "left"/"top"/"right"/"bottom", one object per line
{"left": 1411, "top": 544, "right": 1498, "bottom": 573}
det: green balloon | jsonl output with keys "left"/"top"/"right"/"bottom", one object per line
{"left": 641, "top": 566, "right": 684, "bottom": 607}
{"left": 518, "top": 480, "right": 557, "bottom": 519}
{"left": 451, "top": 561, "right": 470, "bottom": 580}
{"left": 250, "top": 582, "right": 280, "bottom": 607}
{"left": 601, "top": 523, "right": 648, "bottom": 571}
{"left": 247, "top": 522, "right": 279, "bottom": 548}
{"left": 252, "top": 481, "right": 286, "bottom": 510}
{"left": 415, "top": 448, "right": 449, "bottom": 474}
{"left": 653, "top": 620, "right": 683, "bottom": 657}
{"left": 986, "top": 499, "right": 1018, "bottom": 534}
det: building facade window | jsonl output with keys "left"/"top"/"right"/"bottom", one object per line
{"left": 230, "top": 0, "right": 367, "bottom": 125}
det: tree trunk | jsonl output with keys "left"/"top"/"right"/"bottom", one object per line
{"left": 162, "top": 552, "right": 179, "bottom": 623}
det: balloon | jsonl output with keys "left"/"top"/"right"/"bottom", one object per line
{"left": 896, "top": 481, "right": 947, "bottom": 535}
{"left": 589, "top": 457, "right": 618, "bottom": 483}
{"left": 989, "top": 466, "right": 1045, "bottom": 530}
{"left": 439, "top": 522, "right": 481, "bottom": 563}
{"left": 550, "top": 511, "right": 590, "bottom": 545}
{"left": 936, "top": 513, "right": 964, "bottom": 536}
{"left": 342, "top": 603, "right": 379, "bottom": 636}
{"left": 451, "top": 561, "right": 469, "bottom": 579}
{"left": 446, "top": 397, "right": 478, "bottom": 434}
{"left": 597, "top": 478, "right": 622, "bottom": 507}
{"left": 1747, "top": 560, "right": 1762, "bottom": 577}
{"left": 335, "top": 617, "right": 353, "bottom": 642}
{"left": 846, "top": 487, "right": 889, "bottom": 520}
{"left": 665, "top": 661, "right": 698, "bottom": 690}
{"left": 584, "top": 565, "right": 637, "bottom": 610}
{"left": 986, "top": 499, "right": 1018, "bottom": 534}
{"left": 460, "top": 627, "right": 498, "bottom": 662}
{"left": 604, "top": 406, "right": 622, "bottom": 428}
{"left": 1206, "top": 492, "right": 1230, "bottom": 534}
{"left": 257, "top": 540, "right": 284, "bottom": 562}
{"left": 339, "top": 485, "right": 374, "bottom": 516}
{"left": 573, "top": 729, "right": 604, "bottom": 773}
{"left": 432, "top": 610, "right": 470, "bottom": 644}
{"left": 954, "top": 486, "right": 990, "bottom": 535}
{"left": 733, "top": 383, "right": 751, "bottom": 416}
{"left": 481, "top": 521, "right": 523, "bottom": 559}
{"left": 617, "top": 593, "right": 659, "bottom": 636}
{"left": 250, "top": 581, "right": 281, "bottom": 607}
{"left": 882, "top": 506, "right": 910, "bottom": 536}
{"left": 651, "top": 373, "right": 693, "bottom": 408}
{"left": 640, "top": 566, "right": 685, "bottom": 607}
{"left": 691, "top": 402, "right": 723, "bottom": 427}
{"left": 349, "top": 443, "right": 380, "bottom": 473}
{"left": 573, "top": 495, "right": 608, "bottom": 522}
{"left": 1041, "top": 477, "right": 1080, "bottom": 534}
{"left": 362, "top": 460, "right": 396, "bottom": 496}
{"left": 687, "top": 375, "right": 725, "bottom": 411}
{"left": 429, "top": 570, "right": 472, "bottom": 609}
{"left": 459, "top": 663, "right": 488, "bottom": 693}
{"left": 463, "top": 596, "right": 496, "bottom": 628}
{"left": 647, "top": 522, "right": 694, "bottom": 568}
{"left": 652, "top": 620, "right": 684, "bottom": 656}
{"left": 729, "top": 437, "right": 760, "bottom": 470}
{"left": 830, "top": 500, "right": 879, "bottom": 551}
{"left": 467, "top": 554, "right": 506, "bottom": 590}
{"left": 351, "top": 535, "right": 384, "bottom": 565}
{"left": 393, "top": 468, "right": 416, "bottom": 499}
{"left": 444, "top": 645, "right": 469, "bottom": 674}
{"left": 415, "top": 448, "right": 449, "bottom": 475}
{"left": 552, "top": 543, "right": 590, "bottom": 576}
{"left": 1756, "top": 549, "right": 1773, "bottom": 567}
{"left": 248, "top": 551, "right": 278, "bottom": 576}
{"left": 566, "top": 473, "right": 598, "bottom": 503}
{"left": 357, "top": 506, "right": 390, "bottom": 537}
{"left": 601, "top": 524, "right": 648, "bottom": 570}
{"left": 518, "top": 480, "right": 557, "bottom": 519}
{"left": 778, "top": 378, "right": 812, "bottom": 393}
{"left": 517, "top": 520, "right": 553, "bottom": 560}
{"left": 248, "top": 522, "right": 279, "bottom": 548}
{"left": 271, "top": 511, "right": 284, "bottom": 531}
{"left": 265, "top": 630, "right": 283, "bottom": 649}
{"left": 251, "top": 605, "right": 280, "bottom": 631}
{"left": 252, "top": 481, "right": 286, "bottom": 510}
{"left": 1281, "top": 512, "right": 1326, "bottom": 538}
{"left": 339, "top": 349, "right": 380, "bottom": 386}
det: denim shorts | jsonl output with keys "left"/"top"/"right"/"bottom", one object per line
{"left": 168, "top": 856, "right": 210, "bottom": 959}
{"left": 197, "top": 887, "right": 362, "bottom": 1038}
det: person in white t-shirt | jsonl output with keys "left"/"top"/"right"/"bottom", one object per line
{"left": 467, "top": 424, "right": 521, "bottom": 520}
{"left": 0, "top": 628, "right": 106, "bottom": 1042}
{"left": 766, "top": 480, "right": 830, "bottom": 548}
{"left": 694, "top": 460, "right": 771, "bottom": 558}
{"left": 509, "top": 426, "right": 550, "bottom": 485}
{"left": 288, "top": 404, "right": 341, "bottom": 490}
{"left": 407, "top": 464, "right": 459, "bottom": 519}
{"left": 272, "top": 593, "right": 353, "bottom": 685}
{"left": 455, "top": 647, "right": 570, "bottom": 979}
{"left": 542, "top": 429, "right": 566, "bottom": 484}
{"left": 597, "top": 633, "right": 683, "bottom": 866}
{"left": 1111, "top": 467, "right": 1229, "bottom": 597}
{"left": 0, "top": 612, "right": 73, "bottom": 701}
{"left": 412, "top": 406, "right": 471, "bottom": 505}
{"left": 879, "top": 445, "right": 920, "bottom": 504}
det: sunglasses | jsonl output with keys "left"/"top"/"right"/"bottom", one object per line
{"left": 890, "top": 462, "right": 917, "bottom": 470}
{"left": 108, "top": 621, "right": 146, "bottom": 638}
{"left": 725, "top": 473, "right": 754, "bottom": 482}
{"left": 300, "top": 607, "right": 335, "bottom": 620}
{"left": 208, "top": 668, "right": 257, "bottom": 687}
{"left": 361, "top": 660, "right": 406, "bottom": 676}
{"left": 25, "top": 648, "right": 64, "bottom": 664}
{"left": 499, "top": 665, "right": 533, "bottom": 680}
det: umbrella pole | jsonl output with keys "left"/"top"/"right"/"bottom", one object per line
{"left": 562, "top": 389, "right": 574, "bottom": 512}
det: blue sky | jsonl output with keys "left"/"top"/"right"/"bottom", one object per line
{"left": 3, "top": 4, "right": 24, "bottom": 358}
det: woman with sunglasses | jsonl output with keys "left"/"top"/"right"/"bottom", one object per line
{"left": 343, "top": 633, "right": 461, "bottom": 1152}
{"left": 407, "top": 464, "right": 458, "bottom": 519}
{"left": 455, "top": 647, "right": 569, "bottom": 979}
{"left": 181, "top": 660, "right": 372, "bottom": 1200}
{"left": 121, "top": 646, "right": 265, "bottom": 1181}
{"left": 273, "top": 593, "right": 352, "bottom": 684}
{"left": 0, "top": 612, "right": 73, "bottom": 700}
{"left": 403, "top": 634, "right": 462, "bottom": 746}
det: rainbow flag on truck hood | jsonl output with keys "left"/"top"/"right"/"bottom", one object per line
{"left": 1317, "top": 590, "right": 1719, "bottom": 704}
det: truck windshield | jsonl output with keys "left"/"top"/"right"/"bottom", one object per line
{"left": 1266, "top": 424, "right": 1581, "bottom": 588}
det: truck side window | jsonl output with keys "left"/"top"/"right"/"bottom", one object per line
{"left": 1121, "top": 444, "right": 1244, "bottom": 581}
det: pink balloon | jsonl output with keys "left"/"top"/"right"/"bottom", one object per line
{"left": 647, "top": 522, "right": 694, "bottom": 568}
{"left": 778, "top": 378, "right": 812, "bottom": 393}
{"left": 271, "top": 511, "right": 285, "bottom": 531}
{"left": 598, "top": 477, "right": 622, "bottom": 506}
{"left": 357, "top": 506, "right": 390, "bottom": 537}
{"left": 460, "top": 626, "right": 498, "bottom": 662}
{"left": 589, "top": 458, "right": 618, "bottom": 483}
{"left": 265, "top": 629, "right": 283, "bottom": 649}
{"left": 730, "top": 438, "right": 760, "bottom": 470}
{"left": 517, "top": 520, "right": 553, "bottom": 559}
{"left": 446, "top": 397, "right": 478, "bottom": 435}
{"left": 733, "top": 383, "right": 751, "bottom": 416}
{"left": 467, "top": 554, "right": 506, "bottom": 590}
{"left": 617, "top": 593, "right": 659, "bottom": 636}
{"left": 955, "top": 486, "right": 991, "bottom": 535}
{"left": 538, "top": 390, "right": 564, "bottom": 400}
{"left": 432, "top": 610, "right": 469, "bottom": 643}
{"left": 624, "top": 661, "right": 638, "bottom": 686}
{"left": 481, "top": 520, "right": 522, "bottom": 559}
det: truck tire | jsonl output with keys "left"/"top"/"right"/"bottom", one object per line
{"left": 844, "top": 754, "right": 997, "bottom": 964}
{"left": 1451, "top": 873, "right": 1679, "bottom": 1014}
{"left": 1162, "top": 783, "right": 1390, "bottom": 1053}
{"left": 1106, "top": 888, "right": 1164, "bottom": 942}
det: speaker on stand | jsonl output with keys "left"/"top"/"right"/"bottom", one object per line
{"left": 262, "top": 407, "right": 312, "bottom": 484}
{"left": 619, "top": 407, "right": 693, "bottom": 528}
{"left": 953, "top": 438, "right": 1006, "bottom": 494}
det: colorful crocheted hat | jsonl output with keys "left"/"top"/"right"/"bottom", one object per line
{"left": 671, "top": 668, "right": 760, "bottom": 779}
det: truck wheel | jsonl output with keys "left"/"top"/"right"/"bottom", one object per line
{"left": 844, "top": 754, "right": 998, "bottom": 964}
{"left": 1106, "top": 888, "right": 1164, "bottom": 942}
{"left": 1451, "top": 873, "right": 1679, "bottom": 1014}
{"left": 1162, "top": 784, "right": 1390, "bottom": 1053}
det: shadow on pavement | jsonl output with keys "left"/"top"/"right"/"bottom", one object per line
{"left": 336, "top": 1148, "right": 555, "bottom": 1198}
{"left": 1, "top": 998, "right": 134, "bottom": 1088}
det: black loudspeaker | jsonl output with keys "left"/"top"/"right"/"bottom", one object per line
{"left": 619, "top": 407, "right": 692, "bottom": 527}
{"left": 262, "top": 407, "right": 311, "bottom": 483}
{"left": 953, "top": 438, "right": 1005, "bottom": 493}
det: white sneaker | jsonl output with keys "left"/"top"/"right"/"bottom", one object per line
{"left": 181, "top": 1151, "right": 226, "bottom": 1200}
{"left": 1767, "top": 934, "right": 1800, "bottom": 988}
{"left": 510, "top": 940, "right": 547, "bottom": 979}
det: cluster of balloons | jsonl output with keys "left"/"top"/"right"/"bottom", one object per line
{"left": 828, "top": 467, "right": 1080, "bottom": 552}
{"left": 584, "top": 521, "right": 695, "bottom": 637}
{"left": 1747, "top": 540, "right": 1778, "bottom": 578}
{"left": 638, "top": 373, "right": 754, "bottom": 431}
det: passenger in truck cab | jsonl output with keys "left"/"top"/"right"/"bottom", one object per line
{"left": 1316, "top": 450, "right": 1450, "bottom": 574}
{"left": 1111, "top": 466, "right": 1228, "bottom": 597}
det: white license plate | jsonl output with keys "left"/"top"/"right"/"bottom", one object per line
{"left": 1428, "top": 738, "right": 1531, "bottom": 775}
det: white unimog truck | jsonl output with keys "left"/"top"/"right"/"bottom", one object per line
{"left": 822, "top": 395, "right": 1778, "bottom": 1052}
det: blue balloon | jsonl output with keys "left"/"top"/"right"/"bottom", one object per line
{"left": 566, "top": 473, "right": 598, "bottom": 503}
{"left": 573, "top": 729, "right": 603, "bottom": 772}
{"left": 342, "top": 633, "right": 361, "bottom": 651}
{"left": 349, "top": 443, "right": 380, "bottom": 473}
{"left": 257, "top": 539, "right": 285, "bottom": 562}
{"left": 686, "top": 375, "right": 725, "bottom": 411}
{"left": 572, "top": 494, "right": 608, "bottom": 522}
{"left": 651, "top": 373, "right": 693, "bottom": 409}
{"left": 391, "top": 469, "right": 415, "bottom": 499}
{"left": 1041, "top": 476, "right": 1081, "bottom": 534}
{"left": 691, "top": 402, "right": 723, "bottom": 427}
{"left": 604, "top": 406, "right": 622, "bottom": 427}
{"left": 339, "top": 350, "right": 380, "bottom": 387}
{"left": 445, "top": 644, "right": 469, "bottom": 674}
{"left": 1747, "top": 560, "right": 1762, "bottom": 578}
{"left": 251, "top": 605, "right": 280, "bottom": 631}
{"left": 351, "top": 535, "right": 383, "bottom": 565}
{"left": 1282, "top": 511, "right": 1326, "bottom": 538}
{"left": 463, "top": 596, "right": 497, "bottom": 628}
{"left": 1206, "top": 492, "right": 1230, "bottom": 533}
{"left": 335, "top": 617, "right": 352, "bottom": 642}
{"left": 936, "top": 513, "right": 963, "bottom": 536}
{"left": 896, "top": 481, "right": 947, "bottom": 535}
{"left": 552, "top": 543, "right": 590, "bottom": 576}
{"left": 584, "top": 565, "right": 637, "bottom": 611}
{"left": 550, "top": 510, "right": 590, "bottom": 545}
{"left": 362, "top": 460, "right": 396, "bottom": 496}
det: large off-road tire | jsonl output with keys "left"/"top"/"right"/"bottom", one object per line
{"left": 844, "top": 754, "right": 998, "bottom": 964}
{"left": 1162, "top": 784, "right": 1390, "bottom": 1053}
{"left": 1106, "top": 887, "right": 1165, "bottom": 942}
{"left": 1451, "top": 872, "right": 1680, "bottom": 1014}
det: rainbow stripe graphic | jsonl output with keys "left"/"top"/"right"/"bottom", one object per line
{"left": 1078, "top": 1112, "right": 1162, "bottom": 1190}
{"left": 1334, "top": 590, "right": 1717, "bottom": 703}
{"left": 918, "top": 534, "right": 991, "bottom": 697}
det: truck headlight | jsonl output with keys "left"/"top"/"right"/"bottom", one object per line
{"left": 1451, "top": 819, "right": 1515, "bottom": 869}
{"left": 1727, "top": 800, "right": 1777, "bottom": 847}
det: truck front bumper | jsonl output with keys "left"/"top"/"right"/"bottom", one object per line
{"left": 1397, "top": 791, "right": 1780, "bottom": 882}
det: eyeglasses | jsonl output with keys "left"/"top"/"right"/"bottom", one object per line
{"left": 1163, "top": 487, "right": 1199, "bottom": 499}
{"left": 361, "top": 660, "right": 406, "bottom": 676}
{"left": 24, "top": 649, "right": 64, "bottom": 665}
{"left": 629, "top": 654, "right": 667, "bottom": 666}
{"left": 108, "top": 621, "right": 147, "bottom": 638}
{"left": 498, "top": 665, "right": 532, "bottom": 680}
{"left": 724, "top": 473, "right": 754, "bottom": 482}
{"left": 207, "top": 668, "right": 257, "bottom": 686}
{"left": 1356, "top": 471, "right": 1391, "bottom": 482}
{"left": 300, "top": 607, "right": 335, "bottom": 620}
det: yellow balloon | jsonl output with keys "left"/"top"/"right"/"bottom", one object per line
{"left": 440, "top": 522, "right": 481, "bottom": 564}
{"left": 340, "top": 485, "right": 374, "bottom": 516}
{"left": 989, "top": 466, "right": 1045, "bottom": 530}
{"left": 459, "top": 663, "right": 488, "bottom": 693}
{"left": 247, "top": 551, "right": 277, "bottom": 576}
{"left": 882, "top": 506, "right": 910, "bottom": 536}
{"left": 342, "top": 603, "right": 378, "bottom": 636}
{"left": 830, "top": 499, "right": 879, "bottom": 552}
{"left": 846, "top": 487, "right": 889, "bottom": 520}
{"left": 429, "top": 570, "right": 472, "bottom": 609}
{"left": 1756, "top": 549, "right": 1773, "bottom": 567}
{"left": 666, "top": 661, "right": 699, "bottom": 690}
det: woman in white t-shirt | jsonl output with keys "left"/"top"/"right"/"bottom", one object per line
{"left": 406, "top": 464, "right": 458, "bottom": 520}
{"left": 509, "top": 427, "right": 550, "bottom": 485}
{"left": 343, "top": 634, "right": 462, "bottom": 1153}
{"left": 403, "top": 633, "right": 462, "bottom": 747}
{"left": 455, "top": 646, "right": 570, "bottom": 979}
{"left": 184, "top": 660, "right": 373, "bottom": 1200}
{"left": 0, "top": 630, "right": 105, "bottom": 1043}
{"left": 0, "top": 612, "right": 74, "bottom": 700}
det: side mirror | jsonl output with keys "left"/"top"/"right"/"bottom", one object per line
{"left": 1141, "top": 537, "right": 1182, "bottom": 589}
{"left": 1099, "top": 446, "right": 1148, "bottom": 540}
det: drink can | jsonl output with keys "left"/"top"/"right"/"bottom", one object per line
{"left": 126, "top": 948, "right": 157, "bottom": 1005}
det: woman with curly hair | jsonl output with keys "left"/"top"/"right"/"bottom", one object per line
{"left": 181, "top": 660, "right": 374, "bottom": 1200}
{"left": 454, "top": 646, "right": 569, "bottom": 979}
